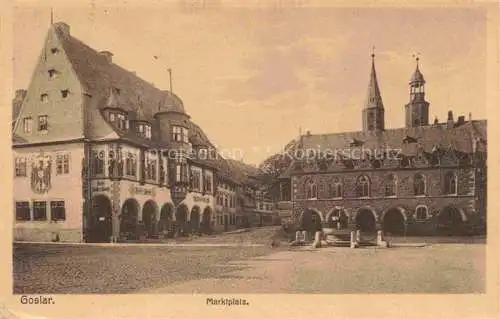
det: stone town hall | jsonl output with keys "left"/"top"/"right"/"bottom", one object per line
{"left": 269, "top": 53, "right": 487, "bottom": 236}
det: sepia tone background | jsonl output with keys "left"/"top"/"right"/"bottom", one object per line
{"left": 11, "top": 0, "right": 489, "bottom": 164}
{"left": 1, "top": 0, "right": 499, "bottom": 318}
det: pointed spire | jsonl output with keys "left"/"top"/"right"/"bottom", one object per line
{"left": 50, "top": 8, "right": 54, "bottom": 25}
{"left": 364, "top": 47, "right": 384, "bottom": 109}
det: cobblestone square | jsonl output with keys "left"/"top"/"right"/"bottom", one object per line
{"left": 13, "top": 233, "right": 485, "bottom": 294}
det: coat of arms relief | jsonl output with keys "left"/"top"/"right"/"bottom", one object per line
{"left": 30, "top": 154, "right": 52, "bottom": 194}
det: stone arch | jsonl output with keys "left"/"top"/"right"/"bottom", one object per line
{"left": 190, "top": 206, "right": 201, "bottom": 234}
{"left": 120, "top": 198, "right": 140, "bottom": 239}
{"left": 437, "top": 205, "right": 468, "bottom": 235}
{"left": 381, "top": 207, "right": 407, "bottom": 235}
{"left": 142, "top": 200, "right": 159, "bottom": 238}
{"left": 176, "top": 204, "right": 189, "bottom": 236}
{"left": 299, "top": 208, "right": 323, "bottom": 234}
{"left": 201, "top": 206, "right": 213, "bottom": 234}
{"left": 305, "top": 207, "right": 324, "bottom": 221}
{"left": 159, "top": 203, "right": 174, "bottom": 235}
{"left": 325, "top": 207, "right": 348, "bottom": 229}
{"left": 87, "top": 194, "right": 113, "bottom": 243}
{"left": 355, "top": 207, "right": 377, "bottom": 232}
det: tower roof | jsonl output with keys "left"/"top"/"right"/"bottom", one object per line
{"left": 364, "top": 53, "right": 384, "bottom": 109}
{"left": 410, "top": 57, "right": 425, "bottom": 87}
{"left": 157, "top": 91, "right": 186, "bottom": 115}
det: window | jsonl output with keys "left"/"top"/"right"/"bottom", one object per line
{"left": 172, "top": 126, "right": 189, "bottom": 143}
{"left": 48, "top": 69, "right": 58, "bottom": 78}
{"left": 224, "top": 195, "right": 228, "bottom": 207}
{"left": 444, "top": 172, "right": 457, "bottom": 195}
{"left": 33, "top": 201, "right": 47, "bottom": 221}
{"left": 50, "top": 48, "right": 59, "bottom": 54}
{"left": 91, "top": 150, "right": 105, "bottom": 176}
{"left": 204, "top": 174, "right": 213, "bottom": 193}
{"left": 172, "top": 126, "right": 182, "bottom": 141}
{"left": 199, "top": 148, "right": 208, "bottom": 160}
{"left": 306, "top": 180, "right": 317, "bottom": 199}
{"left": 125, "top": 152, "right": 137, "bottom": 177}
{"left": 328, "top": 180, "right": 342, "bottom": 198}
{"left": 38, "top": 115, "right": 48, "bottom": 132}
{"left": 50, "top": 201, "right": 66, "bottom": 221}
{"left": 191, "top": 168, "right": 202, "bottom": 191}
{"left": 229, "top": 196, "right": 233, "bottom": 208}
{"left": 175, "top": 163, "right": 188, "bottom": 183}
{"left": 385, "top": 174, "right": 396, "bottom": 197}
{"left": 15, "top": 157, "right": 27, "bottom": 177}
{"left": 15, "top": 201, "right": 30, "bottom": 221}
{"left": 108, "top": 112, "right": 128, "bottom": 130}
{"left": 40, "top": 94, "right": 49, "bottom": 103}
{"left": 137, "top": 123, "right": 152, "bottom": 139}
{"left": 413, "top": 173, "right": 426, "bottom": 196}
{"left": 145, "top": 152, "right": 157, "bottom": 181}
{"left": 357, "top": 176, "right": 371, "bottom": 197}
{"left": 182, "top": 127, "right": 189, "bottom": 143}
{"left": 61, "top": 89, "right": 69, "bottom": 98}
{"left": 415, "top": 206, "right": 428, "bottom": 220}
{"left": 23, "top": 117, "right": 33, "bottom": 134}
{"left": 56, "top": 153, "right": 70, "bottom": 175}
{"left": 280, "top": 181, "right": 291, "bottom": 201}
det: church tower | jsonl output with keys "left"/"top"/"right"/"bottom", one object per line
{"left": 362, "top": 51, "right": 385, "bottom": 132}
{"left": 405, "top": 56, "right": 430, "bottom": 127}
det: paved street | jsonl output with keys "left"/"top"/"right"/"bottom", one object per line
{"left": 13, "top": 228, "right": 485, "bottom": 294}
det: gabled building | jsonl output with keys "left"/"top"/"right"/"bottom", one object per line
{"left": 264, "top": 54, "right": 487, "bottom": 236}
{"left": 12, "top": 22, "right": 224, "bottom": 242}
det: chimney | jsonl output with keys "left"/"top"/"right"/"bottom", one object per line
{"left": 457, "top": 116, "right": 465, "bottom": 126}
{"left": 99, "top": 51, "right": 114, "bottom": 63}
{"left": 447, "top": 110, "right": 454, "bottom": 129}
{"left": 53, "top": 22, "right": 70, "bottom": 39}
{"left": 306, "top": 130, "right": 311, "bottom": 136}
{"left": 433, "top": 116, "right": 439, "bottom": 125}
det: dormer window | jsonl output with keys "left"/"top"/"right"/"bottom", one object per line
{"left": 50, "top": 48, "right": 59, "bottom": 54}
{"left": 198, "top": 148, "right": 208, "bottom": 160}
{"left": 107, "top": 111, "right": 128, "bottom": 130}
{"left": 40, "top": 93, "right": 49, "bottom": 103}
{"left": 48, "top": 69, "right": 58, "bottom": 79}
{"left": 403, "top": 135, "right": 418, "bottom": 144}
{"left": 350, "top": 138, "right": 363, "bottom": 147}
{"left": 38, "top": 115, "right": 48, "bottom": 132}
{"left": 61, "top": 89, "right": 69, "bottom": 98}
{"left": 172, "top": 126, "right": 189, "bottom": 143}
{"left": 137, "top": 123, "right": 152, "bottom": 139}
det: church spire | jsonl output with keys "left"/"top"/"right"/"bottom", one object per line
{"left": 362, "top": 47, "right": 385, "bottom": 132}
{"left": 364, "top": 47, "right": 384, "bottom": 110}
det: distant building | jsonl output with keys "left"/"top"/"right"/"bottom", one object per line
{"left": 266, "top": 54, "right": 487, "bottom": 236}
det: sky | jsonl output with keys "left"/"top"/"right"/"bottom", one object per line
{"left": 13, "top": 3, "right": 487, "bottom": 165}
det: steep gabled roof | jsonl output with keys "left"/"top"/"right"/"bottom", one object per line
{"left": 51, "top": 22, "right": 185, "bottom": 147}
